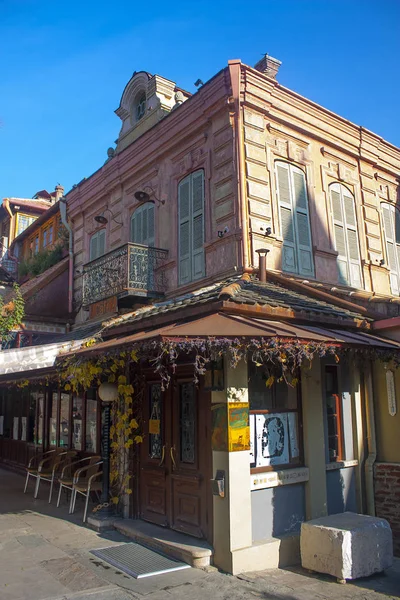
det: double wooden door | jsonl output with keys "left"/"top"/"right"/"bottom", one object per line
{"left": 139, "top": 375, "right": 211, "bottom": 541}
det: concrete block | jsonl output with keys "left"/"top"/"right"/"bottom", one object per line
{"left": 301, "top": 512, "right": 393, "bottom": 580}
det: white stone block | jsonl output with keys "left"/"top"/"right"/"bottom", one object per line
{"left": 300, "top": 512, "right": 393, "bottom": 580}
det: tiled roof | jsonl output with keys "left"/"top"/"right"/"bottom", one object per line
{"left": 8, "top": 198, "right": 52, "bottom": 211}
{"left": 102, "top": 274, "right": 367, "bottom": 334}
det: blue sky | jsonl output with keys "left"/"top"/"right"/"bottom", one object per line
{"left": 1, "top": 0, "right": 399, "bottom": 199}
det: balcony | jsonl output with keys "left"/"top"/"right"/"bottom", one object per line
{"left": 82, "top": 243, "right": 168, "bottom": 307}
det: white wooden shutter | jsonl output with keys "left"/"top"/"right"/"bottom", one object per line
{"left": 90, "top": 234, "right": 98, "bottom": 261}
{"left": 292, "top": 166, "right": 314, "bottom": 276}
{"left": 343, "top": 191, "right": 362, "bottom": 288}
{"left": 382, "top": 203, "right": 399, "bottom": 295}
{"left": 179, "top": 176, "right": 191, "bottom": 285}
{"left": 98, "top": 229, "right": 106, "bottom": 257}
{"left": 276, "top": 162, "right": 314, "bottom": 276}
{"left": 276, "top": 163, "right": 297, "bottom": 273}
{"left": 191, "top": 170, "right": 205, "bottom": 280}
{"left": 330, "top": 185, "right": 349, "bottom": 284}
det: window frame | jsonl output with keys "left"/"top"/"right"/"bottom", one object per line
{"left": 275, "top": 161, "right": 314, "bottom": 277}
{"left": 248, "top": 364, "right": 304, "bottom": 474}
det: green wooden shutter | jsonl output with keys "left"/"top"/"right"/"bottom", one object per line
{"left": 382, "top": 203, "right": 399, "bottom": 295}
{"left": 330, "top": 184, "right": 350, "bottom": 285}
{"left": 292, "top": 166, "right": 314, "bottom": 277}
{"left": 192, "top": 170, "right": 205, "bottom": 280}
{"left": 98, "top": 229, "right": 106, "bottom": 257}
{"left": 90, "top": 234, "right": 98, "bottom": 261}
{"left": 343, "top": 191, "right": 362, "bottom": 288}
{"left": 276, "top": 162, "right": 297, "bottom": 273}
{"left": 130, "top": 203, "right": 155, "bottom": 246}
{"left": 179, "top": 176, "right": 191, "bottom": 285}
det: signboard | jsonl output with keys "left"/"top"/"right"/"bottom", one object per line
{"left": 89, "top": 296, "right": 118, "bottom": 320}
{"left": 228, "top": 402, "right": 250, "bottom": 452}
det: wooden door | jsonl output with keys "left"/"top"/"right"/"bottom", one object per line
{"left": 139, "top": 374, "right": 211, "bottom": 540}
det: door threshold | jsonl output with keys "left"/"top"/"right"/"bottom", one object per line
{"left": 113, "top": 518, "right": 213, "bottom": 569}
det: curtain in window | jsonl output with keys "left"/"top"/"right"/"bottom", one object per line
{"left": 178, "top": 170, "right": 205, "bottom": 285}
{"left": 329, "top": 183, "right": 362, "bottom": 288}
{"left": 275, "top": 162, "right": 314, "bottom": 277}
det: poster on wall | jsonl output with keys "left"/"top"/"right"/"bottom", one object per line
{"left": 13, "top": 417, "right": 19, "bottom": 440}
{"left": 21, "top": 417, "right": 27, "bottom": 442}
{"left": 228, "top": 402, "right": 250, "bottom": 452}
{"left": 255, "top": 412, "right": 289, "bottom": 467}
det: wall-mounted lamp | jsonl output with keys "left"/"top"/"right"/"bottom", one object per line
{"left": 217, "top": 227, "right": 230, "bottom": 238}
{"left": 379, "top": 258, "right": 385, "bottom": 266}
{"left": 94, "top": 207, "right": 123, "bottom": 226}
{"left": 260, "top": 226, "right": 272, "bottom": 236}
{"left": 134, "top": 186, "right": 165, "bottom": 206}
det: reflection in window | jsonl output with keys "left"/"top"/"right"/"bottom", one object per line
{"left": 248, "top": 363, "right": 301, "bottom": 470}
{"left": 72, "top": 396, "right": 83, "bottom": 450}
{"left": 135, "top": 92, "right": 146, "bottom": 121}
{"left": 36, "top": 393, "right": 44, "bottom": 445}
{"left": 50, "top": 392, "right": 58, "bottom": 446}
{"left": 59, "top": 393, "right": 70, "bottom": 447}
{"left": 86, "top": 391, "right": 98, "bottom": 452}
{"left": 325, "top": 366, "right": 343, "bottom": 462}
{"left": 180, "top": 383, "right": 196, "bottom": 464}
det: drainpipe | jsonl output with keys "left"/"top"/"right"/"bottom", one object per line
{"left": 364, "top": 361, "right": 377, "bottom": 515}
{"left": 59, "top": 196, "right": 74, "bottom": 314}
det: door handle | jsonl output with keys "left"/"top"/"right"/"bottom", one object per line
{"left": 158, "top": 445, "right": 166, "bottom": 467}
{"left": 170, "top": 445, "right": 177, "bottom": 471}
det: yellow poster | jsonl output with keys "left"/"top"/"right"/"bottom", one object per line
{"left": 149, "top": 419, "right": 160, "bottom": 435}
{"left": 228, "top": 402, "right": 250, "bottom": 452}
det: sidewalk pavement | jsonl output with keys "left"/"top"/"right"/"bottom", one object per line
{"left": 0, "top": 467, "right": 399, "bottom": 600}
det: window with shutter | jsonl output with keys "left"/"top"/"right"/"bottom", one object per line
{"left": 89, "top": 229, "right": 106, "bottom": 261}
{"left": 329, "top": 183, "right": 362, "bottom": 289}
{"left": 178, "top": 170, "right": 205, "bottom": 285}
{"left": 275, "top": 161, "right": 314, "bottom": 276}
{"left": 130, "top": 202, "right": 155, "bottom": 246}
{"left": 381, "top": 203, "right": 400, "bottom": 295}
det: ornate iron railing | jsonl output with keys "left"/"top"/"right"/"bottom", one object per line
{"left": 82, "top": 243, "right": 168, "bottom": 306}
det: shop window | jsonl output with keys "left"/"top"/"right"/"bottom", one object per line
{"left": 59, "top": 393, "right": 70, "bottom": 447}
{"left": 275, "top": 161, "right": 314, "bottom": 277}
{"left": 29, "top": 391, "right": 44, "bottom": 445}
{"left": 329, "top": 183, "right": 362, "bottom": 288}
{"left": 85, "top": 389, "right": 98, "bottom": 452}
{"left": 72, "top": 395, "right": 84, "bottom": 450}
{"left": 248, "top": 363, "right": 302, "bottom": 470}
{"left": 49, "top": 392, "right": 58, "bottom": 446}
{"left": 325, "top": 366, "right": 344, "bottom": 462}
{"left": 178, "top": 170, "right": 205, "bottom": 285}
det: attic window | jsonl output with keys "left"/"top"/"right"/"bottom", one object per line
{"left": 135, "top": 92, "right": 146, "bottom": 121}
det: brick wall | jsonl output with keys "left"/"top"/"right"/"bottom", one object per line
{"left": 374, "top": 462, "right": 400, "bottom": 556}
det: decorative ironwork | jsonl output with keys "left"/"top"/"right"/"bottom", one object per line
{"left": 149, "top": 384, "right": 162, "bottom": 459}
{"left": 180, "top": 383, "right": 196, "bottom": 464}
{"left": 82, "top": 243, "right": 168, "bottom": 306}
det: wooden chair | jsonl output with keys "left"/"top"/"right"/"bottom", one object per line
{"left": 56, "top": 456, "right": 100, "bottom": 508}
{"left": 34, "top": 450, "right": 79, "bottom": 502}
{"left": 69, "top": 460, "right": 103, "bottom": 522}
{"left": 24, "top": 449, "right": 59, "bottom": 494}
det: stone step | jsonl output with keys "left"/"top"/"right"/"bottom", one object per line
{"left": 113, "top": 518, "right": 213, "bottom": 569}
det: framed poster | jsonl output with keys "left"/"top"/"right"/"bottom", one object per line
{"left": 255, "top": 413, "right": 289, "bottom": 467}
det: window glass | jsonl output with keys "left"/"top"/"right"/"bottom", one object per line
{"left": 86, "top": 390, "right": 98, "bottom": 452}
{"left": 325, "top": 366, "right": 343, "bottom": 462}
{"left": 35, "top": 392, "right": 45, "bottom": 445}
{"left": 136, "top": 92, "right": 146, "bottom": 121}
{"left": 49, "top": 392, "right": 58, "bottom": 446}
{"left": 59, "top": 393, "right": 70, "bottom": 447}
{"left": 72, "top": 396, "right": 84, "bottom": 450}
{"left": 149, "top": 384, "right": 162, "bottom": 459}
{"left": 17, "top": 215, "right": 36, "bottom": 236}
{"left": 180, "top": 382, "right": 196, "bottom": 464}
{"left": 248, "top": 363, "right": 301, "bottom": 470}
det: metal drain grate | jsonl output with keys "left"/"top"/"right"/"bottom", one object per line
{"left": 91, "top": 542, "right": 191, "bottom": 579}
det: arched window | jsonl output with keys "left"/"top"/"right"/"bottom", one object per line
{"left": 178, "top": 170, "right": 205, "bottom": 285}
{"left": 89, "top": 229, "right": 105, "bottom": 261}
{"left": 381, "top": 202, "right": 400, "bottom": 295}
{"left": 135, "top": 92, "right": 146, "bottom": 122}
{"left": 275, "top": 161, "right": 314, "bottom": 277}
{"left": 329, "top": 183, "right": 362, "bottom": 288}
{"left": 130, "top": 202, "right": 155, "bottom": 246}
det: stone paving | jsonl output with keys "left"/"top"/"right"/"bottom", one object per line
{"left": 0, "top": 467, "right": 399, "bottom": 600}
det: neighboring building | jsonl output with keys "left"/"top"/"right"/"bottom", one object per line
{"left": 0, "top": 57, "right": 399, "bottom": 572}
{"left": 0, "top": 185, "right": 71, "bottom": 349}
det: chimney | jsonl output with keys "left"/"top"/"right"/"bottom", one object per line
{"left": 254, "top": 54, "right": 282, "bottom": 79}
{"left": 256, "top": 248, "right": 270, "bottom": 283}
{"left": 54, "top": 184, "right": 64, "bottom": 202}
